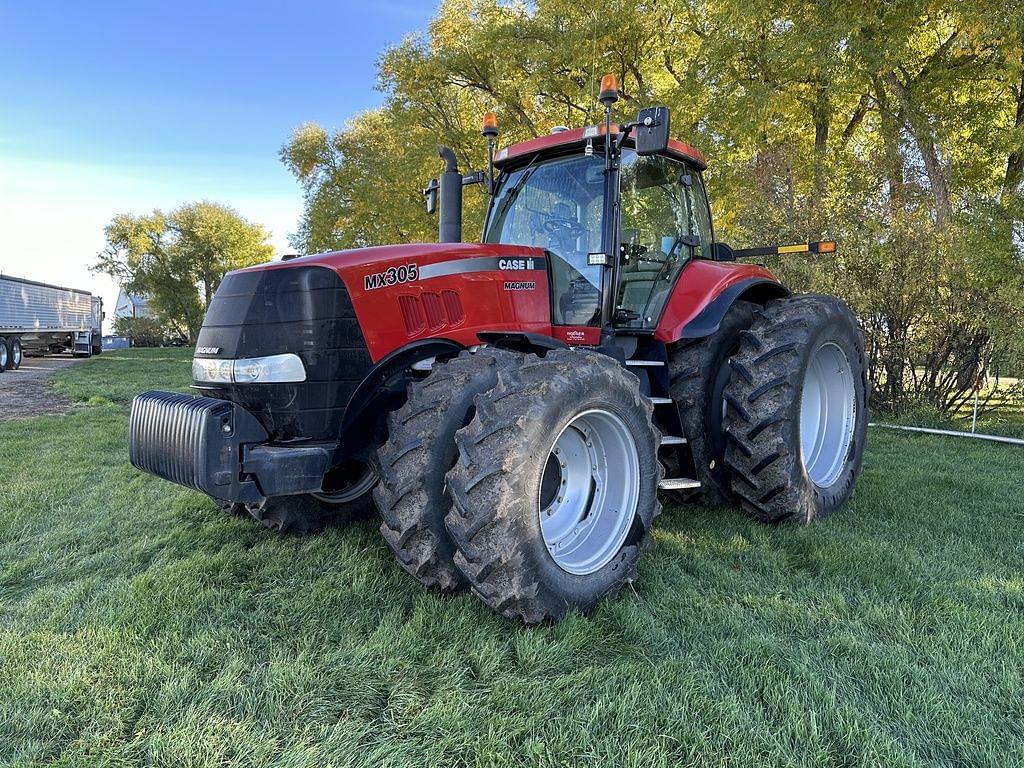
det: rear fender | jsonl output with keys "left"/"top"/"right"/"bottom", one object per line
{"left": 678, "top": 278, "right": 789, "bottom": 339}
{"left": 655, "top": 260, "right": 787, "bottom": 343}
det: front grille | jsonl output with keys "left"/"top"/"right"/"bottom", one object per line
{"left": 129, "top": 390, "right": 268, "bottom": 501}
{"left": 193, "top": 265, "right": 373, "bottom": 442}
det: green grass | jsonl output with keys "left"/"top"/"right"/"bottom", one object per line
{"left": 2, "top": 349, "right": 1023, "bottom": 766}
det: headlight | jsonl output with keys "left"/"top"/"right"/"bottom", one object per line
{"left": 192, "top": 353, "right": 306, "bottom": 384}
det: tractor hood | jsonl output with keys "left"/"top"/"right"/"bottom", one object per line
{"left": 222, "top": 241, "right": 554, "bottom": 364}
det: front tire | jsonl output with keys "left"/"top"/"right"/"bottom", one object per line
{"left": 445, "top": 350, "right": 661, "bottom": 623}
{"left": 372, "top": 349, "right": 520, "bottom": 591}
{"left": 723, "top": 295, "right": 868, "bottom": 523}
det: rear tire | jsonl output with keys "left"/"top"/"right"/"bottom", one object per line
{"left": 445, "top": 349, "right": 661, "bottom": 623}
{"left": 667, "top": 300, "right": 758, "bottom": 506}
{"left": 723, "top": 294, "right": 868, "bottom": 523}
{"left": 372, "top": 349, "right": 520, "bottom": 591}
{"left": 0, "top": 337, "right": 7, "bottom": 372}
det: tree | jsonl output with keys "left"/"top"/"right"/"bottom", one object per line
{"left": 94, "top": 202, "right": 273, "bottom": 341}
{"left": 281, "top": 0, "right": 1024, "bottom": 416}
{"left": 112, "top": 315, "right": 165, "bottom": 347}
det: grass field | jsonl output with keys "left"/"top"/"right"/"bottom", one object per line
{"left": 2, "top": 349, "right": 1022, "bottom": 767}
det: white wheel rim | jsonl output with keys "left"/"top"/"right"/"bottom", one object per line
{"left": 12, "top": 343, "right": 20, "bottom": 367}
{"left": 538, "top": 409, "right": 641, "bottom": 575}
{"left": 799, "top": 342, "right": 856, "bottom": 489}
{"left": 0, "top": 344, "right": 7, "bottom": 368}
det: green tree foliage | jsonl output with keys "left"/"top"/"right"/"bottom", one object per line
{"left": 94, "top": 202, "right": 273, "bottom": 341}
{"left": 282, "top": 0, "right": 1024, "bottom": 414}
{"left": 111, "top": 315, "right": 166, "bottom": 348}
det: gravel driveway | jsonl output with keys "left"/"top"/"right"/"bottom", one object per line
{"left": 0, "top": 355, "right": 82, "bottom": 421}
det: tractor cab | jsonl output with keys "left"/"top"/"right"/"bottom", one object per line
{"left": 484, "top": 131, "right": 714, "bottom": 331}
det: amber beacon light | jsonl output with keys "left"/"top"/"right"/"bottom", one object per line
{"left": 599, "top": 73, "right": 619, "bottom": 105}
{"left": 481, "top": 111, "right": 499, "bottom": 138}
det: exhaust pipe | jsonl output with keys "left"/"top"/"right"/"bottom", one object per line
{"left": 438, "top": 146, "right": 462, "bottom": 243}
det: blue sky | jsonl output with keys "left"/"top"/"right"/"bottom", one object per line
{"left": 0, "top": 0, "right": 437, "bottom": 317}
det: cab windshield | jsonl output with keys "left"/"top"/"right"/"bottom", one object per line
{"left": 484, "top": 154, "right": 605, "bottom": 325}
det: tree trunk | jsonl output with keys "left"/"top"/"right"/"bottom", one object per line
{"left": 885, "top": 72, "right": 953, "bottom": 230}
{"left": 1002, "top": 55, "right": 1024, "bottom": 202}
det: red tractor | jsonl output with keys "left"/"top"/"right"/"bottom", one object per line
{"left": 130, "top": 76, "right": 868, "bottom": 623}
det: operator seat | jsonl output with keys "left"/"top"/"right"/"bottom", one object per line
{"left": 546, "top": 202, "right": 579, "bottom": 255}
{"left": 618, "top": 228, "right": 668, "bottom": 315}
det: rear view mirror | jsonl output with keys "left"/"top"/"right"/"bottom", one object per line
{"left": 423, "top": 178, "right": 439, "bottom": 215}
{"left": 635, "top": 106, "right": 670, "bottom": 156}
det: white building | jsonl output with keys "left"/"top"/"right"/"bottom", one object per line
{"left": 114, "top": 289, "right": 151, "bottom": 319}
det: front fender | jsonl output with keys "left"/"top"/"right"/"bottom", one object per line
{"left": 340, "top": 338, "right": 464, "bottom": 450}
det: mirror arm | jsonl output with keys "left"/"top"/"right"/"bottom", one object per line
{"left": 615, "top": 122, "right": 637, "bottom": 152}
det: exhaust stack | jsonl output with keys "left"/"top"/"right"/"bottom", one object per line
{"left": 437, "top": 146, "right": 462, "bottom": 243}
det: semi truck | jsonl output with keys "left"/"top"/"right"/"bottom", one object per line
{"left": 0, "top": 274, "right": 103, "bottom": 371}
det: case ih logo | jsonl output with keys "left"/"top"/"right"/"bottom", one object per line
{"left": 498, "top": 258, "right": 537, "bottom": 271}
{"left": 364, "top": 263, "right": 418, "bottom": 291}
{"left": 503, "top": 281, "right": 536, "bottom": 291}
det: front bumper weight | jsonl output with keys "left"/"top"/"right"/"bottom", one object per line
{"left": 130, "top": 390, "right": 269, "bottom": 503}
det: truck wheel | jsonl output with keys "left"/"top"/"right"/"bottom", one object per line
{"left": 8, "top": 337, "right": 21, "bottom": 370}
{"left": 668, "top": 300, "right": 758, "bottom": 506}
{"left": 723, "top": 294, "right": 868, "bottom": 523}
{"left": 373, "top": 349, "right": 520, "bottom": 591}
{"left": 445, "top": 349, "right": 661, "bottom": 623}
{"left": 0, "top": 337, "right": 7, "bottom": 372}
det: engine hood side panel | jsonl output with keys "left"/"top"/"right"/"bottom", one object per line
{"left": 253, "top": 243, "right": 554, "bottom": 362}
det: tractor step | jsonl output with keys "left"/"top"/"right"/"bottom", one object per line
{"left": 626, "top": 359, "right": 664, "bottom": 367}
{"left": 658, "top": 477, "right": 702, "bottom": 491}
{"left": 649, "top": 397, "right": 674, "bottom": 405}
{"left": 660, "top": 435, "right": 687, "bottom": 445}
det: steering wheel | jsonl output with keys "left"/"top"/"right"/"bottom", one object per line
{"left": 543, "top": 217, "right": 587, "bottom": 239}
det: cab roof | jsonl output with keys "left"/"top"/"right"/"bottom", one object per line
{"left": 493, "top": 124, "right": 707, "bottom": 171}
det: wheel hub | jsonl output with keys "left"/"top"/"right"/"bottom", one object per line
{"left": 799, "top": 342, "right": 856, "bottom": 489}
{"left": 538, "top": 409, "right": 640, "bottom": 575}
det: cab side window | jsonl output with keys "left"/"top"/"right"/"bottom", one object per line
{"left": 689, "top": 172, "right": 714, "bottom": 260}
{"left": 617, "top": 152, "right": 702, "bottom": 326}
